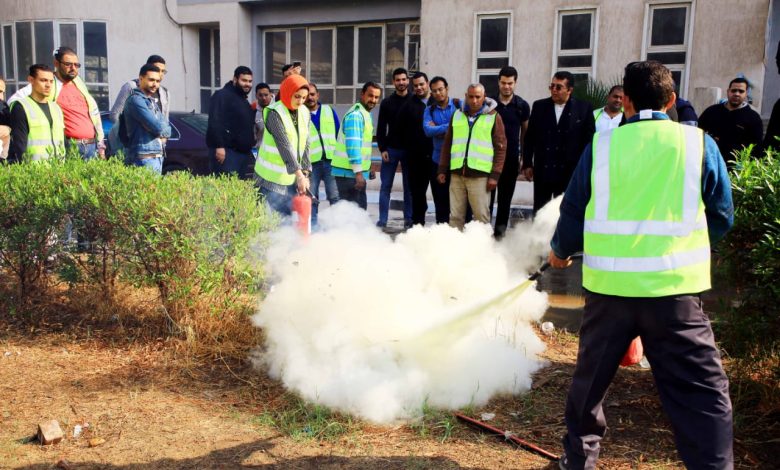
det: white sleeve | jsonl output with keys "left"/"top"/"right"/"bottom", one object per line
{"left": 8, "top": 84, "right": 32, "bottom": 105}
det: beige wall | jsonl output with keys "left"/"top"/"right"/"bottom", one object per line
{"left": 422, "top": 0, "right": 769, "bottom": 113}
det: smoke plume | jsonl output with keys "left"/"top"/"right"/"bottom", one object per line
{"left": 252, "top": 198, "right": 561, "bottom": 423}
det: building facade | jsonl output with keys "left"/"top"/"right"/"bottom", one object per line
{"left": 0, "top": 0, "right": 775, "bottom": 118}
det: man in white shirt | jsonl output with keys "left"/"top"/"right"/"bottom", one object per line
{"left": 593, "top": 85, "right": 623, "bottom": 132}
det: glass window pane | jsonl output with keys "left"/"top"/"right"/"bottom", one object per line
{"left": 214, "top": 29, "right": 221, "bottom": 85}
{"left": 671, "top": 71, "right": 682, "bottom": 94}
{"left": 83, "top": 22, "right": 108, "bottom": 84}
{"left": 16, "top": 22, "right": 32, "bottom": 79}
{"left": 385, "top": 23, "right": 405, "bottom": 84}
{"left": 336, "top": 88, "right": 353, "bottom": 104}
{"left": 476, "top": 57, "right": 509, "bottom": 69}
{"left": 317, "top": 88, "right": 333, "bottom": 104}
{"left": 646, "top": 51, "right": 687, "bottom": 65}
{"left": 478, "top": 74, "right": 499, "bottom": 98}
{"left": 357, "top": 27, "right": 381, "bottom": 84}
{"left": 265, "top": 31, "right": 285, "bottom": 84}
{"left": 407, "top": 30, "right": 420, "bottom": 72}
{"left": 560, "top": 14, "right": 591, "bottom": 50}
{"left": 3, "top": 25, "right": 14, "bottom": 79}
{"left": 201, "top": 89, "right": 213, "bottom": 114}
{"left": 34, "top": 21, "right": 53, "bottom": 65}
{"left": 290, "top": 28, "right": 306, "bottom": 76}
{"left": 310, "top": 29, "right": 333, "bottom": 84}
{"left": 199, "top": 29, "right": 211, "bottom": 87}
{"left": 479, "top": 17, "right": 508, "bottom": 53}
{"left": 557, "top": 55, "right": 592, "bottom": 68}
{"left": 336, "top": 26, "right": 354, "bottom": 86}
{"left": 87, "top": 85, "right": 108, "bottom": 110}
{"left": 59, "top": 24, "right": 77, "bottom": 51}
{"left": 651, "top": 7, "right": 687, "bottom": 46}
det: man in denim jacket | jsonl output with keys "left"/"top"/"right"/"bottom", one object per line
{"left": 123, "top": 64, "right": 171, "bottom": 174}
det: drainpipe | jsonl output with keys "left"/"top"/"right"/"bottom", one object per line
{"left": 163, "top": 0, "right": 188, "bottom": 107}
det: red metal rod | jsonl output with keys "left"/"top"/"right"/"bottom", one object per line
{"left": 454, "top": 412, "right": 560, "bottom": 461}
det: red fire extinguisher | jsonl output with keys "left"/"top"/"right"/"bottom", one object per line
{"left": 291, "top": 193, "right": 312, "bottom": 237}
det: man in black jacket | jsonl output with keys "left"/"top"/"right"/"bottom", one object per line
{"left": 206, "top": 66, "right": 256, "bottom": 178}
{"left": 400, "top": 72, "right": 434, "bottom": 226}
{"left": 522, "top": 71, "right": 595, "bottom": 214}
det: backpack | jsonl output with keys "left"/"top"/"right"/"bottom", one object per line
{"left": 118, "top": 111, "right": 130, "bottom": 147}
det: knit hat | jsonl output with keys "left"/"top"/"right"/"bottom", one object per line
{"left": 279, "top": 74, "right": 309, "bottom": 110}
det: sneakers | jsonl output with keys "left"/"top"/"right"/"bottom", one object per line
{"left": 375, "top": 221, "right": 387, "bottom": 228}
{"left": 558, "top": 453, "right": 570, "bottom": 470}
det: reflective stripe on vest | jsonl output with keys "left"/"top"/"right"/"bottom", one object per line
{"left": 583, "top": 120, "right": 710, "bottom": 297}
{"left": 332, "top": 103, "right": 373, "bottom": 172}
{"left": 52, "top": 76, "right": 103, "bottom": 141}
{"left": 308, "top": 104, "right": 337, "bottom": 163}
{"left": 593, "top": 108, "right": 604, "bottom": 121}
{"left": 255, "top": 101, "right": 310, "bottom": 186}
{"left": 13, "top": 97, "right": 65, "bottom": 161}
{"left": 449, "top": 110, "right": 495, "bottom": 173}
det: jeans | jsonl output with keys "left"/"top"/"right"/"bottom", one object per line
{"left": 430, "top": 161, "right": 449, "bottom": 224}
{"left": 378, "top": 147, "right": 411, "bottom": 225}
{"left": 259, "top": 185, "right": 295, "bottom": 216}
{"left": 131, "top": 155, "right": 163, "bottom": 174}
{"left": 335, "top": 176, "right": 367, "bottom": 210}
{"left": 448, "top": 174, "right": 490, "bottom": 230}
{"left": 490, "top": 156, "right": 519, "bottom": 237}
{"left": 310, "top": 158, "right": 339, "bottom": 225}
{"left": 68, "top": 140, "right": 98, "bottom": 160}
{"left": 209, "top": 147, "right": 252, "bottom": 179}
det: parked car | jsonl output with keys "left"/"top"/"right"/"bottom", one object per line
{"left": 101, "top": 111, "right": 212, "bottom": 175}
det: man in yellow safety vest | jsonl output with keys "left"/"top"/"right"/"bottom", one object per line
{"left": 549, "top": 61, "right": 734, "bottom": 470}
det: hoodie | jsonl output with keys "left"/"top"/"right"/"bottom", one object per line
{"left": 438, "top": 97, "right": 506, "bottom": 180}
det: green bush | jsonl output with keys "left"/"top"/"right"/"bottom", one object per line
{"left": 572, "top": 76, "right": 622, "bottom": 110}
{"left": 719, "top": 147, "right": 780, "bottom": 355}
{"left": 0, "top": 157, "right": 275, "bottom": 329}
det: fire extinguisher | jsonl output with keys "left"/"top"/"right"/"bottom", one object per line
{"left": 291, "top": 193, "right": 312, "bottom": 236}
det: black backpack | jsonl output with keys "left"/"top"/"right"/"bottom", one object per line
{"left": 117, "top": 111, "right": 130, "bottom": 147}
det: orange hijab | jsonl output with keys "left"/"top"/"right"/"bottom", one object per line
{"left": 279, "top": 74, "right": 309, "bottom": 110}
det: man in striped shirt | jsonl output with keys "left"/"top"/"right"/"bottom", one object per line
{"left": 332, "top": 82, "right": 382, "bottom": 209}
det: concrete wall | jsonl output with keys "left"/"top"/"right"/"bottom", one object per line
{"left": 761, "top": 0, "right": 779, "bottom": 119}
{"left": 421, "top": 0, "right": 769, "bottom": 113}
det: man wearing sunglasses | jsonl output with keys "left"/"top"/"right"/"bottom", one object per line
{"left": 9, "top": 46, "right": 104, "bottom": 160}
{"left": 522, "top": 71, "right": 594, "bottom": 214}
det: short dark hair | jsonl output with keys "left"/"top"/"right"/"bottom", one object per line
{"left": 430, "top": 76, "right": 448, "bottom": 88}
{"left": 139, "top": 63, "right": 161, "bottom": 76}
{"left": 233, "top": 66, "right": 253, "bottom": 78}
{"left": 308, "top": 82, "right": 319, "bottom": 91}
{"left": 411, "top": 71, "right": 428, "bottom": 82}
{"left": 728, "top": 77, "right": 749, "bottom": 90}
{"left": 608, "top": 85, "right": 624, "bottom": 95}
{"left": 499, "top": 66, "right": 518, "bottom": 81}
{"left": 392, "top": 68, "right": 408, "bottom": 80}
{"left": 29, "top": 64, "right": 53, "bottom": 78}
{"left": 553, "top": 71, "right": 575, "bottom": 89}
{"left": 255, "top": 82, "right": 270, "bottom": 92}
{"left": 623, "top": 61, "right": 675, "bottom": 111}
{"left": 146, "top": 55, "right": 166, "bottom": 65}
{"left": 281, "top": 61, "right": 301, "bottom": 74}
{"left": 54, "top": 46, "right": 76, "bottom": 61}
{"left": 362, "top": 81, "right": 382, "bottom": 94}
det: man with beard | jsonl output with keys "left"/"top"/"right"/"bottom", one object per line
{"left": 206, "top": 66, "right": 256, "bottom": 178}
{"left": 593, "top": 85, "right": 623, "bottom": 132}
{"left": 122, "top": 64, "right": 171, "bottom": 173}
{"left": 10, "top": 46, "right": 104, "bottom": 160}
{"left": 399, "top": 72, "right": 434, "bottom": 226}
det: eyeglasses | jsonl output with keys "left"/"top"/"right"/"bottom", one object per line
{"left": 61, "top": 61, "right": 81, "bottom": 68}
{"left": 549, "top": 83, "right": 567, "bottom": 91}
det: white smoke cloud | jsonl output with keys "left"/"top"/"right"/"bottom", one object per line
{"left": 252, "top": 198, "right": 562, "bottom": 423}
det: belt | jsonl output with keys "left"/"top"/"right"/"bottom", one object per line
{"left": 139, "top": 154, "right": 163, "bottom": 159}
{"left": 68, "top": 138, "right": 98, "bottom": 144}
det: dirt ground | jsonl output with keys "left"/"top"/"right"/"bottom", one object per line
{"left": 0, "top": 314, "right": 768, "bottom": 470}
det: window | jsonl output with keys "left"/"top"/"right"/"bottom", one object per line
{"left": 0, "top": 20, "right": 110, "bottom": 108}
{"left": 643, "top": 2, "right": 692, "bottom": 94}
{"left": 475, "top": 13, "right": 511, "bottom": 98}
{"left": 199, "top": 27, "right": 221, "bottom": 113}
{"left": 555, "top": 9, "right": 596, "bottom": 80}
{"left": 261, "top": 21, "right": 420, "bottom": 105}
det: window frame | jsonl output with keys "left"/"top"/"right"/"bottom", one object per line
{"left": 552, "top": 7, "right": 599, "bottom": 80}
{"left": 199, "top": 26, "right": 220, "bottom": 113}
{"left": 641, "top": 0, "right": 695, "bottom": 97}
{"left": 472, "top": 11, "right": 512, "bottom": 86}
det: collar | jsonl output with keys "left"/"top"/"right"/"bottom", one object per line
{"left": 626, "top": 110, "right": 670, "bottom": 123}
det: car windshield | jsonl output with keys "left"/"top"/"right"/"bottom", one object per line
{"left": 176, "top": 114, "right": 208, "bottom": 135}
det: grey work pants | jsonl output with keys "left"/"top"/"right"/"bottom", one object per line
{"left": 562, "top": 291, "right": 734, "bottom": 470}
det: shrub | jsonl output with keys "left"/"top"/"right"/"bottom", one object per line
{"left": 0, "top": 157, "right": 276, "bottom": 344}
{"left": 719, "top": 147, "right": 780, "bottom": 356}
{"left": 572, "top": 76, "right": 621, "bottom": 110}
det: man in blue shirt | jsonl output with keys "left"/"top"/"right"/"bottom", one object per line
{"left": 550, "top": 61, "right": 734, "bottom": 470}
{"left": 423, "top": 76, "right": 458, "bottom": 224}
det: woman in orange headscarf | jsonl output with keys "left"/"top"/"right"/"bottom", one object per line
{"left": 255, "top": 74, "right": 312, "bottom": 215}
